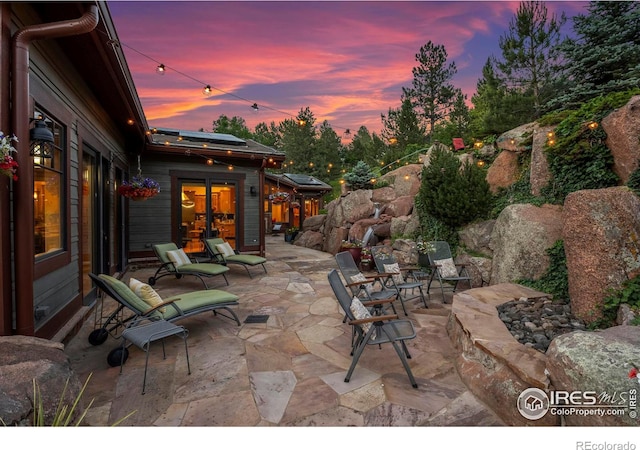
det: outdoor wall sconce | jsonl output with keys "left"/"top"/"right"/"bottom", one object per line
{"left": 29, "top": 117, "right": 54, "bottom": 165}
{"left": 250, "top": 186, "right": 257, "bottom": 196}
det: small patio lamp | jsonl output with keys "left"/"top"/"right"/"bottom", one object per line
{"left": 30, "top": 117, "right": 54, "bottom": 166}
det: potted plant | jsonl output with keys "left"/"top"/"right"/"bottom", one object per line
{"left": 416, "top": 238, "right": 435, "bottom": 267}
{"left": 284, "top": 226, "right": 299, "bottom": 243}
{"left": 0, "top": 131, "right": 18, "bottom": 181}
{"left": 340, "top": 238, "right": 363, "bottom": 265}
{"left": 360, "top": 246, "right": 373, "bottom": 271}
{"left": 118, "top": 176, "right": 160, "bottom": 201}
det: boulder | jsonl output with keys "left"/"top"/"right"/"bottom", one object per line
{"left": 379, "top": 165, "right": 422, "bottom": 197}
{"left": 302, "top": 214, "right": 326, "bottom": 232}
{"left": 562, "top": 187, "right": 640, "bottom": 323}
{"left": 490, "top": 204, "right": 563, "bottom": 285}
{"left": 294, "top": 230, "right": 324, "bottom": 251}
{"left": 323, "top": 226, "right": 348, "bottom": 255}
{"left": 402, "top": 213, "right": 421, "bottom": 238}
{"left": 545, "top": 326, "right": 640, "bottom": 426}
{"left": 456, "top": 252, "right": 492, "bottom": 288}
{"left": 350, "top": 218, "right": 386, "bottom": 243}
{"left": 0, "top": 335, "right": 84, "bottom": 426}
{"left": 371, "top": 186, "right": 397, "bottom": 204}
{"left": 384, "top": 195, "right": 414, "bottom": 218}
{"left": 389, "top": 216, "right": 411, "bottom": 238}
{"left": 373, "top": 221, "right": 391, "bottom": 241}
{"left": 338, "top": 190, "right": 375, "bottom": 224}
{"left": 459, "top": 219, "right": 495, "bottom": 257}
{"left": 530, "top": 124, "right": 554, "bottom": 196}
{"left": 486, "top": 150, "right": 520, "bottom": 194}
{"left": 602, "top": 95, "right": 640, "bottom": 184}
{"left": 496, "top": 122, "right": 536, "bottom": 152}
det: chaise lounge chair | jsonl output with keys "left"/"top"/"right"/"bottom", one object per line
{"left": 149, "top": 243, "right": 229, "bottom": 288}
{"left": 88, "top": 273, "right": 240, "bottom": 366}
{"left": 204, "top": 238, "right": 267, "bottom": 278}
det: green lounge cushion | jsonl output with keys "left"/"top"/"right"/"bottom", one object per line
{"left": 162, "top": 290, "right": 239, "bottom": 320}
{"left": 225, "top": 254, "right": 266, "bottom": 266}
{"left": 174, "top": 263, "right": 229, "bottom": 275}
{"left": 98, "top": 274, "right": 163, "bottom": 320}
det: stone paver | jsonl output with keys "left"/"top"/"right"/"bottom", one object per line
{"left": 64, "top": 235, "right": 504, "bottom": 426}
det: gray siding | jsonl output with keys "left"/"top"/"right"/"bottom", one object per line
{"left": 29, "top": 34, "right": 129, "bottom": 330}
{"left": 128, "top": 157, "right": 262, "bottom": 253}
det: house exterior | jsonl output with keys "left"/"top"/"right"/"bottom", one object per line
{"left": 0, "top": 2, "right": 283, "bottom": 340}
{"left": 129, "top": 128, "right": 284, "bottom": 258}
{"left": 264, "top": 172, "right": 332, "bottom": 229}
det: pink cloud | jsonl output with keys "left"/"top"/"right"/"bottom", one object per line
{"left": 110, "top": 1, "right": 589, "bottom": 135}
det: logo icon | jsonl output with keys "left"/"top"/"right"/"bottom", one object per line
{"left": 517, "top": 387, "right": 549, "bottom": 420}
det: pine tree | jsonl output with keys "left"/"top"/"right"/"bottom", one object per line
{"left": 403, "top": 41, "right": 457, "bottom": 138}
{"left": 496, "top": 0, "right": 566, "bottom": 119}
{"left": 552, "top": 1, "right": 640, "bottom": 109}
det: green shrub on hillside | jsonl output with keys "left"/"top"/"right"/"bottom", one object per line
{"left": 542, "top": 90, "right": 640, "bottom": 202}
{"left": 343, "top": 161, "right": 375, "bottom": 190}
{"left": 416, "top": 147, "right": 493, "bottom": 229}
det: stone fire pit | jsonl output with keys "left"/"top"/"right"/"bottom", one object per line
{"left": 446, "top": 283, "right": 560, "bottom": 426}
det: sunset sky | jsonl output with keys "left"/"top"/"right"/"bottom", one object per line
{"left": 108, "top": 1, "right": 588, "bottom": 137}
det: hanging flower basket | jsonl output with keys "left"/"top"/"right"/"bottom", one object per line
{"left": 271, "top": 192, "right": 289, "bottom": 204}
{"left": 0, "top": 131, "right": 19, "bottom": 181}
{"left": 119, "top": 176, "right": 160, "bottom": 201}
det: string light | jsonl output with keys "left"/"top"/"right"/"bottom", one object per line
{"left": 104, "top": 33, "right": 356, "bottom": 138}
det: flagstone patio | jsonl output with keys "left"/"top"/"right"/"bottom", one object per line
{"left": 64, "top": 235, "right": 505, "bottom": 426}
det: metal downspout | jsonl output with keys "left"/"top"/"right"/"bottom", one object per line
{"left": 11, "top": 4, "right": 99, "bottom": 335}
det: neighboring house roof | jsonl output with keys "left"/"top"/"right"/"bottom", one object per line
{"left": 265, "top": 172, "right": 332, "bottom": 194}
{"left": 147, "top": 127, "right": 285, "bottom": 166}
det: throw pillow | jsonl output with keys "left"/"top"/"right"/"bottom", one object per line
{"left": 215, "top": 242, "right": 235, "bottom": 257}
{"left": 434, "top": 258, "right": 458, "bottom": 278}
{"left": 383, "top": 262, "right": 404, "bottom": 285}
{"left": 166, "top": 248, "right": 192, "bottom": 267}
{"left": 350, "top": 273, "right": 374, "bottom": 295}
{"left": 129, "top": 278, "right": 166, "bottom": 313}
{"left": 349, "top": 296, "right": 375, "bottom": 338}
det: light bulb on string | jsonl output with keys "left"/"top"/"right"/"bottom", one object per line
{"left": 156, "top": 64, "right": 166, "bottom": 75}
{"left": 203, "top": 85, "right": 212, "bottom": 96}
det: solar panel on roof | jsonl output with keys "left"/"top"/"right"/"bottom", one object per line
{"left": 284, "top": 173, "right": 326, "bottom": 186}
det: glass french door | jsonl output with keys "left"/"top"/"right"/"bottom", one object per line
{"left": 81, "top": 151, "right": 111, "bottom": 303}
{"left": 179, "top": 179, "right": 237, "bottom": 254}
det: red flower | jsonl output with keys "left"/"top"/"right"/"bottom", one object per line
{"left": 629, "top": 367, "right": 638, "bottom": 379}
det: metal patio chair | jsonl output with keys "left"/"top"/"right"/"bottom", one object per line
{"left": 371, "top": 245, "right": 427, "bottom": 315}
{"left": 328, "top": 269, "right": 418, "bottom": 388}
{"left": 424, "top": 240, "right": 472, "bottom": 301}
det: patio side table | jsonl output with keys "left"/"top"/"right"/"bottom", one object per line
{"left": 120, "top": 320, "right": 191, "bottom": 394}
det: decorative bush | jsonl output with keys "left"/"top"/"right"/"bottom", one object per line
{"left": 415, "top": 147, "right": 493, "bottom": 229}
{"left": 343, "top": 161, "right": 376, "bottom": 190}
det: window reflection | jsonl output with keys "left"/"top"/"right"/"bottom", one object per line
{"left": 33, "top": 111, "right": 64, "bottom": 256}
